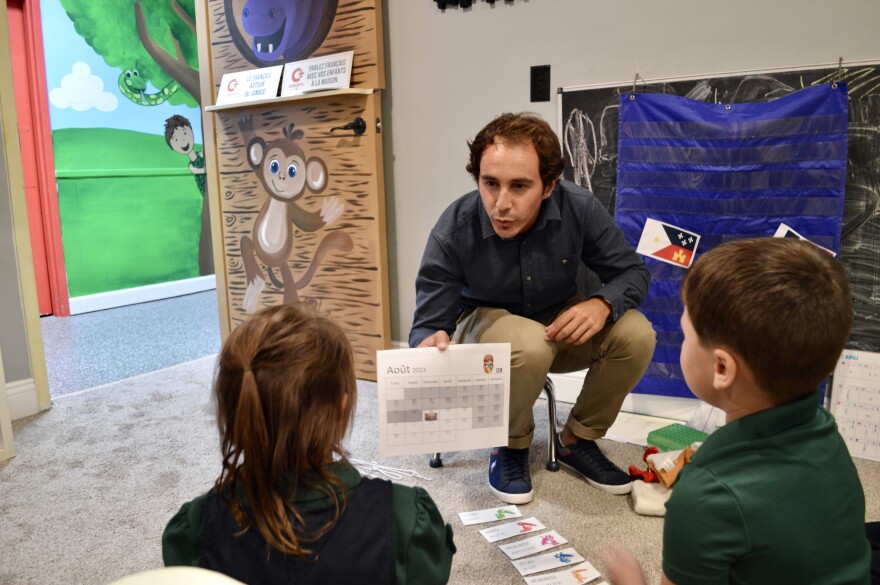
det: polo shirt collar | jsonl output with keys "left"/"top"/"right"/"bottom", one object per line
{"left": 696, "top": 390, "right": 822, "bottom": 460}
{"left": 290, "top": 460, "right": 363, "bottom": 506}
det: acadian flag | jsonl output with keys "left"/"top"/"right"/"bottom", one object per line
{"left": 636, "top": 218, "right": 700, "bottom": 269}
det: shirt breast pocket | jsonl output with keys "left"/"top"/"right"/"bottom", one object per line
{"left": 542, "top": 254, "right": 580, "bottom": 292}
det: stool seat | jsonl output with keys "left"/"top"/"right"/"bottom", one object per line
{"left": 108, "top": 567, "right": 246, "bottom": 585}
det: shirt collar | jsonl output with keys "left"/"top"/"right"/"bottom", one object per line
{"left": 695, "top": 390, "right": 822, "bottom": 459}
{"left": 291, "top": 460, "right": 363, "bottom": 505}
{"left": 477, "top": 185, "right": 562, "bottom": 240}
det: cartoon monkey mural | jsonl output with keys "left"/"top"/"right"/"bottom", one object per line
{"left": 225, "top": 0, "right": 339, "bottom": 65}
{"left": 238, "top": 115, "right": 353, "bottom": 313}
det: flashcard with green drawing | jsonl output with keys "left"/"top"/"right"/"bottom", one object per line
{"left": 458, "top": 505, "right": 522, "bottom": 526}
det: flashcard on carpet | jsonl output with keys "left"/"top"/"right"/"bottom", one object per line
{"left": 458, "top": 505, "right": 522, "bottom": 526}
{"left": 522, "top": 561, "right": 602, "bottom": 584}
{"left": 511, "top": 547, "right": 584, "bottom": 576}
{"left": 499, "top": 530, "right": 567, "bottom": 559}
{"left": 480, "top": 517, "right": 545, "bottom": 542}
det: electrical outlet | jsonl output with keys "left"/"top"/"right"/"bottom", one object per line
{"left": 530, "top": 65, "right": 551, "bottom": 102}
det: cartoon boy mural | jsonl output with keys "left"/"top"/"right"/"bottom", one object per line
{"left": 165, "top": 114, "right": 214, "bottom": 276}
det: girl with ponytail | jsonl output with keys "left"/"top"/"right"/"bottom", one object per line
{"left": 163, "top": 304, "right": 455, "bottom": 584}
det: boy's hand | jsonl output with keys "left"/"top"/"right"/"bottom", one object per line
{"left": 544, "top": 298, "right": 611, "bottom": 345}
{"left": 601, "top": 545, "right": 647, "bottom": 585}
{"left": 417, "top": 331, "right": 455, "bottom": 351}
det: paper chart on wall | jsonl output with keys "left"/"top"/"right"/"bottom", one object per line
{"left": 830, "top": 350, "right": 880, "bottom": 462}
{"left": 377, "top": 344, "right": 510, "bottom": 457}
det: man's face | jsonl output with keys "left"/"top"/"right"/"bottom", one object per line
{"left": 478, "top": 140, "right": 554, "bottom": 239}
{"left": 169, "top": 125, "right": 194, "bottom": 154}
{"left": 679, "top": 308, "right": 718, "bottom": 405}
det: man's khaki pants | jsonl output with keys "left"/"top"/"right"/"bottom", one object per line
{"left": 454, "top": 306, "right": 656, "bottom": 449}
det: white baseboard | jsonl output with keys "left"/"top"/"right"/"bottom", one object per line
{"left": 388, "top": 340, "right": 700, "bottom": 421}
{"left": 548, "top": 370, "right": 699, "bottom": 421}
{"left": 6, "top": 378, "right": 39, "bottom": 421}
{"left": 69, "top": 275, "right": 217, "bottom": 315}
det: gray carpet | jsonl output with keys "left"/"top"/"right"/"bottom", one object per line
{"left": 2, "top": 356, "right": 878, "bottom": 585}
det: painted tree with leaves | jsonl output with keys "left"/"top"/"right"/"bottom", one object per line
{"left": 59, "top": 0, "right": 202, "bottom": 107}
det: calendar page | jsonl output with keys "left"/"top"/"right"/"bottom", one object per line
{"left": 830, "top": 349, "right": 880, "bottom": 462}
{"left": 377, "top": 344, "right": 510, "bottom": 457}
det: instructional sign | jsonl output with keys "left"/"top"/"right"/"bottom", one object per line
{"left": 215, "top": 65, "right": 283, "bottom": 106}
{"left": 281, "top": 51, "right": 354, "bottom": 97}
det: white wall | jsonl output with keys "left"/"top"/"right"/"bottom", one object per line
{"left": 382, "top": 0, "right": 880, "bottom": 343}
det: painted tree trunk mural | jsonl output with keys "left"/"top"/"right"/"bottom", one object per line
{"left": 199, "top": 0, "right": 388, "bottom": 379}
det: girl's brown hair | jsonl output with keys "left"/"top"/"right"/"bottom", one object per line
{"left": 212, "top": 303, "right": 356, "bottom": 556}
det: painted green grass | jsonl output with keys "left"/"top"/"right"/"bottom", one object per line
{"left": 53, "top": 128, "right": 204, "bottom": 297}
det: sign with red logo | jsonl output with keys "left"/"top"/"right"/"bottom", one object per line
{"left": 281, "top": 51, "right": 354, "bottom": 97}
{"left": 214, "top": 65, "right": 284, "bottom": 107}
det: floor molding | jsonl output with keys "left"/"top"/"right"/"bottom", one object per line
{"left": 6, "top": 378, "right": 39, "bottom": 421}
{"left": 389, "top": 341, "right": 699, "bottom": 420}
{"left": 548, "top": 370, "right": 698, "bottom": 420}
{"left": 68, "top": 276, "right": 217, "bottom": 315}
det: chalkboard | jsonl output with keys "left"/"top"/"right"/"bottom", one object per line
{"left": 560, "top": 63, "right": 880, "bottom": 354}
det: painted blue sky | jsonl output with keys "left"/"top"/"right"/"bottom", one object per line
{"left": 40, "top": 0, "right": 202, "bottom": 138}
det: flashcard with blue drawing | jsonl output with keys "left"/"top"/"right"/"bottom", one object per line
{"left": 512, "top": 548, "right": 586, "bottom": 576}
{"left": 636, "top": 218, "right": 701, "bottom": 268}
{"left": 499, "top": 530, "right": 568, "bottom": 560}
{"left": 458, "top": 505, "right": 522, "bottom": 526}
{"left": 480, "top": 517, "right": 546, "bottom": 543}
{"left": 522, "top": 561, "right": 603, "bottom": 585}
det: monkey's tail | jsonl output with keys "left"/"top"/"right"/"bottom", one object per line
{"left": 294, "top": 230, "right": 354, "bottom": 290}
{"left": 266, "top": 267, "right": 284, "bottom": 289}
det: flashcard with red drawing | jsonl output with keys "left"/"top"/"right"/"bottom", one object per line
{"left": 458, "top": 505, "right": 522, "bottom": 526}
{"left": 499, "top": 530, "right": 568, "bottom": 560}
{"left": 636, "top": 218, "right": 700, "bottom": 269}
{"left": 480, "top": 517, "right": 546, "bottom": 543}
{"left": 511, "top": 548, "right": 585, "bottom": 576}
{"left": 523, "top": 562, "right": 603, "bottom": 584}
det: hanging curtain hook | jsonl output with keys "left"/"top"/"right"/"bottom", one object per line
{"left": 833, "top": 57, "right": 843, "bottom": 89}
{"left": 630, "top": 73, "right": 641, "bottom": 100}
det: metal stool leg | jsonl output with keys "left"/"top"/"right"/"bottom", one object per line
{"left": 544, "top": 377, "right": 560, "bottom": 471}
{"left": 429, "top": 452, "right": 443, "bottom": 468}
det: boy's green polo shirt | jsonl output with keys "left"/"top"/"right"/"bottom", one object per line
{"left": 663, "top": 391, "right": 870, "bottom": 585}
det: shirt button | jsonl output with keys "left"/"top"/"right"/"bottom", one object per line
{"left": 562, "top": 259, "right": 568, "bottom": 265}
{"left": 526, "top": 304, "right": 532, "bottom": 308}
{"left": 526, "top": 275, "right": 532, "bottom": 281}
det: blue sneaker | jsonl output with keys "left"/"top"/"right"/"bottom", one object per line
{"left": 556, "top": 434, "right": 632, "bottom": 495}
{"left": 488, "top": 447, "right": 533, "bottom": 504}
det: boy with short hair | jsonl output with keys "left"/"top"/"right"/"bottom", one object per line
{"left": 606, "top": 237, "right": 871, "bottom": 585}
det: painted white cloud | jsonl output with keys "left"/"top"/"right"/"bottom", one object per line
{"left": 50, "top": 61, "right": 118, "bottom": 112}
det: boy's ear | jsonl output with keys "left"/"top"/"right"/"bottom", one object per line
{"left": 712, "top": 348, "right": 737, "bottom": 391}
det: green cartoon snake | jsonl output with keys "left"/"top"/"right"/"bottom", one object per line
{"left": 118, "top": 68, "right": 180, "bottom": 106}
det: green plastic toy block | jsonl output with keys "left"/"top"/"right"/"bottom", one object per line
{"left": 647, "top": 423, "right": 709, "bottom": 451}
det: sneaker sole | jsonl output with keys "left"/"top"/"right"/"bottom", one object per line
{"left": 488, "top": 482, "right": 534, "bottom": 505}
{"left": 558, "top": 459, "right": 633, "bottom": 495}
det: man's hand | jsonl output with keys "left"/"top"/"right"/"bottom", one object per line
{"left": 544, "top": 298, "right": 611, "bottom": 345}
{"left": 417, "top": 330, "right": 455, "bottom": 351}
